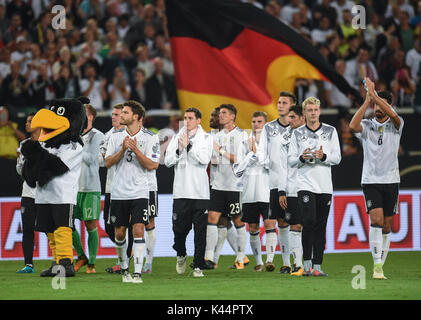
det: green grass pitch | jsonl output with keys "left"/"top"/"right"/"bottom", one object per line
{"left": 1, "top": 252, "right": 420, "bottom": 300}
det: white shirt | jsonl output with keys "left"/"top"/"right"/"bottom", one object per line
{"left": 105, "top": 127, "right": 159, "bottom": 200}
{"left": 108, "top": 84, "right": 131, "bottom": 108}
{"left": 16, "top": 138, "right": 36, "bottom": 199}
{"left": 331, "top": 0, "right": 355, "bottom": 24}
{"left": 209, "top": 129, "right": 219, "bottom": 186}
{"left": 324, "top": 80, "right": 352, "bottom": 108}
{"left": 211, "top": 126, "right": 249, "bottom": 192}
{"left": 79, "top": 128, "right": 105, "bottom": 193}
{"left": 355, "top": 116, "right": 404, "bottom": 184}
{"left": 165, "top": 125, "right": 213, "bottom": 200}
{"left": 281, "top": 5, "right": 300, "bottom": 24}
{"left": 80, "top": 79, "right": 104, "bottom": 110}
{"left": 288, "top": 123, "right": 341, "bottom": 194}
{"left": 311, "top": 28, "right": 334, "bottom": 44}
{"left": 35, "top": 142, "right": 83, "bottom": 204}
{"left": 405, "top": 48, "right": 421, "bottom": 83}
{"left": 234, "top": 132, "right": 270, "bottom": 203}
{"left": 259, "top": 119, "right": 291, "bottom": 190}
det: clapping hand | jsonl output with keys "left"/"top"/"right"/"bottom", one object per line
{"left": 313, "top": 145, "right": 324, "bottom": 160}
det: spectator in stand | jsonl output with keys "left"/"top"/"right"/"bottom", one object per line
{"left": 80, "top": 63, "right": 107, "bottom": 110}
{"left": 11, "top": 35, "right": 31, "bottom": 75}
{"left": 410, "top": 1, "right": 421, "bottom": 27}
{"left": 99, "top": 31, "right": 118, "bottom": 59}
{"left": 143, "top": 23, "right": 157, "bottom": 53}
{"left": 406, "top": 39, "right": 421, "bottom": 83}
{"left": 337, "top": 9, "right": 360, "bottom": 54}
{"left": 290, "top": 11, "right": 311, "bottom": 39}
{"left": 311, "top": 16, "right": 334, "bottom": 45}
{"left": 313, "top": 0, "right": 337, "bottom": 29}
{"left": 162, "top": 44, "right": 174, "bottom": 76}
{"left": 326, "top": 33, "right": 340, "bottom": 66}
{"left": 378, "top": 37, "right": 403, "bottom": 87}
{"left": 75, "top": 41, "right": 102, "bottom": 79}
{"left": 344, "top": 46, "right": 378, "bottom": 89}
{"left": 79, "top": 0, "right": 106, "bottom": 21}
{"left": 136, "top": 44, "right": 154, "bottom": 79}
{"left": 399, "top": 10, "right": 415, "bottom": 53}
{"left": 342, "top": 34, "right": 361, "bottom": 61}
{"left": 30, "top": 11, "right": 51, "bottom": 46}
{"left": 391, "top": 53, "right": 416, "bottom": 107}
{"left": 281, "top": 0, "right": 302, "bottom": 25}
{"left": 0, "top": 61, "right": 29, "bottom": 108}
{"left": 130, "top": 68, "right": 147, "bottom": 106}
{"left": 0, "top": 4, "right": 9, "bottom": 38}
{"left": 53, "top": 64, "right": 81, "bottom": 99}
{"left": 52, "top": 46, "right": 77, "bottom": 80}
{"left": 0, "top": 106, "right": 26, "bottom": 159}
{"left": 363, "top": 13, "right": 384, "bottom": 55}
{"left": 265, "top": 0, "right": 282, "bottom": 20}
{"left": 3, "top": 13, "right": 24, "bottom": 45}
{"left": 117, "top": 13, "right": 130, "bottom": 40}
{"left": 330, "top": 0, "right": 354, "bottom": 24}
{"left": 25, "top": 43, "right": 47, "bottom": 83}
{"left": 6, "top": 0, "right": 34, "bottom": 30}
{"left": 108, "top": 66, "right": 131, "bottom": 107}
{"left": 325, "top": 59, "right": 353, "bottom": 111}
{"left": 0, "top": 48, "right": 11, "bottom": 84}
{"left": 385, "top": 0, "right": 415, "bottom": 19}
{"left": 27, "top": 62, "right": 50, "bottom": 107}
{"left": 145, "top": 57, "right": 177, "bottom": 110}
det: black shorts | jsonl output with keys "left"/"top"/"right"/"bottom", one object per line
{"left": 269, "top": 189, "right": 286, "bottom": 220}
{"left": 209, "top": 189, "right": 241, "bottom": 217}
{"left": 241, "top": 202, "right": 269, "bottom": 224}
{"left": 35, "top": 203, "right": 75, "bottom": 233}
{"left": 110, "top": 198, "right": 149, "bottom": 227}
{"left": 103, "top": 193, "right": 111, "bottom": 224}
{"left": 285, "top": 196, "right": 302, "bottom": 225}
{"left": 362, "top": 183, "right": 399, "bottom": 217}
{"left": 21, "top": 197, "right": 37, "bottom": 233}
{"left": 148, "top": 191, "right": 158, "bottom": 218}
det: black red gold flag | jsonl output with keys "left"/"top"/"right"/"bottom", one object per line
{"left": 165, "top": 0, "right": 360, "bottom": 129}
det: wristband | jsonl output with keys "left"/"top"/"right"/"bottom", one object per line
{"left": 219, "top": 148, "right": 226, "bottom": 156}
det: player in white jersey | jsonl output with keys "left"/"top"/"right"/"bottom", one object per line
{"left": 105, "top": 100, "right": 159, "bottom": 283}
{"left": 278, "top": 105, "right": 306, "bottom": 276}
{"left": 209, "top": 107, "right": 246, "bottom": 268}
{"left": 349, "top": 77, "right": 404, "bottom": 280}
{"left": 101, "top": 104, "right": 132, "bottom": 274}
{"left": 233, "top": 111, "right": 271, "bottom": 272}
{"left": 15, "top": 113, "right": 40, "bottom": 274}
{"left": 72, "top": 104, "right": 105, "bottom": 274}
{"left": 143, "top": 132, "right": 160, "bottom": 274}
{"left": 204, "top": 104, "right": 249, "bottom": 270}
{"left": 165, "top": 107, "right": 213, "bottom": 277}
{"left": 259, "top": 91, "right": 296, "bottom": 273}
{"left": 288, "top": 97, "right": 341, "bottom": 277}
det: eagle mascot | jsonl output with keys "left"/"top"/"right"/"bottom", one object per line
{"left": 21, "top": 97, "right": 88, "bottom": 277}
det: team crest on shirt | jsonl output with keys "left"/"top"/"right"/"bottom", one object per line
{"left": 137, "top": 140, "right": 145, "bottom": 150}
{"left": 301, "top": 135, "right": 308, "bottom": 142}
{"left": 285, "top": 211, "right": 291, "bottom": 221}
{"left": 321, "top": 133, "right": 329, "bottom": 141}
{"left": 367, "top": 200, "right": 372, "bottom": 208}
{"left": 230, "top": 136, "right": 235, "bottom": 145}
{"left": 270, "top": 129, "right": 279, "bottom": 137}
{"left": 173, "top": 212, "right": 177, "bottom": 221}
{"left": 21, "top": 207, "right": 25, "bottom": 214}
{"left": 303, "top": 195, "right": 309, "bottom": 203}
{"left": 111, "top": 216, "right": 116, "bottom": 223}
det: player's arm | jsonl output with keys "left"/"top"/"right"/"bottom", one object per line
{"left": 365, "top": 77, "right": 401, "bottom": 130}
{"left": 105, "top": 136, "right": 128, "bottom": 169}
{"left": 83, "top": 133, "right": 104, "bottom": 166}
{"left": 164, "top": 134, "right": 184, "bottom": 168}
{"left": 129, "top": 138, "right": 159, "bottom": 171}
{"left": 349, "top": 92, "right": 371, "bottom": 133}
{"left": 287, "top": 131, "right": 305, "bottom": 168}
{"left": 278, "top": 145, "right": 288, "bottom": 210}
{"left": 214, "top": 140, "right": 236, "bottom": 163}
{"left": 316, "top": 130, "right": 341, "bottom": 166}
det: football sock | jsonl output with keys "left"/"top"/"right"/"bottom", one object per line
{"left": 145, "top": 227, "right": 156, "bottom": 265}
{"left": 304, "top": 259, "right": 312, "bottom": 272}
{"left": 87, "top": 228, "right": 99, "bottom": 265}
{"left": 278, "top": 225, "right": 291, "bottom": 267}
{"left": 265, "top": 229, "right": 277, "bottom": 263}
{"left": 115, "top": 238, "right": 129, "bottom": 270}
{"left": 313, "top": 264, "right": 322, "bottom": 272}
{"left": 227, "top": 224, "right": 238, "bottom": 255}
{"left": 72, "top": 229, "right": 85, "bottom": 258}
{"left": 214, "top": 226, "right": 227, "bottom": 264}
{"left": 369, "top": 224, "right": 383, "bottom": 265}
{"left": 236, "top": 224, "right": 247, "bottom": 263}
{"left": 133, "top": 238, "right": 146, "bottom": 274}
{"left": 381, "top": 231, "right": 391, "bottom": 266}
{"left": 290, "top": 230, "right": 303, "bottom": 268}
{"left": 250, "top": 231, "right": 263, "bottom": 266}
{"left": 205, "top": 224, "right": 218, "bottom": 262}
{"left": 46, "top": 232, "right": 57, "bottom": 262}
{"left": 54, "top": 227, "right": 73, "bottom": 263}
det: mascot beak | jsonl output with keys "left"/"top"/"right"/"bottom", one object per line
{"left": 31, "top": 109, "right": 70, "bottom": 142}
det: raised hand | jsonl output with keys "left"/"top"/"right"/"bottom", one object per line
{"left": 314, "top": 145, "right": 324, "bottom": 159}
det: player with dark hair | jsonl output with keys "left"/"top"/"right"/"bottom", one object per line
{"left": 105, "top": 100, "right": 159, "bottom": 283}
{"left": 278, "top": 105, "right": 306, "bottom": 276}
{"left": 259, "top": 91, "right": 297, "bottom": 273}
{"left": 165, "top": 107, "right": 213, "bottom": 277}
{"left": 15, "top": 113, "right": 40, "bottom": 273}
{"left": 204, "top": 104, "right": 249, "bottom": 270}
{"left": 349, "top": 77, "right": 404, "bottom": 280}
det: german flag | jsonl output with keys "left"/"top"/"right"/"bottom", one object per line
{"left": 165, "top": 0, "right": 360, "bottom": 130}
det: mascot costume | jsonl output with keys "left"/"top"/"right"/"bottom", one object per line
{"left": 21, "top": 97, "right": 88, "bottom": 277}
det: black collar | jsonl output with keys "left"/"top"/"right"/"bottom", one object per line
{"left": 306, "top": 122, "right": 322, "bottom": 133}
{"left": 277, "top": 118, "right": 289, "bottom": 128}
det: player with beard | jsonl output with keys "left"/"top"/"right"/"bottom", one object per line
{"left": 349, "top": 77, "right": 404, "bottom": 280}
